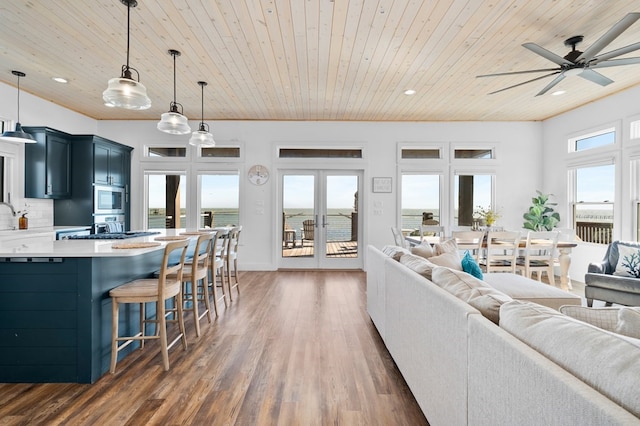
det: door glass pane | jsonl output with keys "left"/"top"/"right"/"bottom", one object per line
{"left": 148, "top": 174, "right": 186, "bottom": 228}
{"left": 454, "top": 174, "right": 492, "bottom": 227}
{"left": 574, "top": 164, "right": 615, "bottom": 244}
{"left": 282, "top": 175, "right": 315, "bottom": 257}
{"left": 200, "top": 174, "right": 240, "bottom": 228}
{"left": 325, "top": 175, "right": 359, "bottom": 258}
{"left": 401, "top": 174, "right": 440, "bottom": 234}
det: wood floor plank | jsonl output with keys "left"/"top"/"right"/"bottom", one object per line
{"left": 0, "top": 271, "right": 428, "bottom": 425}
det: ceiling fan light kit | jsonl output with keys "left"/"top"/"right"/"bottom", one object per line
{"left": 189, "top": 81, "right": 215, "bottom": 147}
{"left": 477, "top": 12, "right": 640, "bottom": 96}
{"left": 102, "top": 0, "right": 151, "bottom": 110}
{"left": 0, "top": 71, "right": 36, "bottom": 144}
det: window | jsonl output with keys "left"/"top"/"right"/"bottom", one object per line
{"left": 147, "top": 146, "right": 186, "bottom": 157}
{"left": 570, "top": 128, "right": 615, "bottom": 152}
{"left": 454, "top": 174, "right": 493, "bottom": 227}
{"left": 400, "top": 174, "right": 440, "bottom": 233}
{"left": 454, "top": 149, "right": 493, "bottom": 159}
{"left": 572, "top": 164, "right": 614, "bottom": 244}
{"left": 201, "top": 147, "right": 240, "bottom": 158}
{"left": 401, "top": 148, "right": 441, "bottom": 159}
{"left": 279, "top": 148, "right": 362, "bottom": 158}
{"left": 146, "top": 173, "right": 187, "bottom": 229}
{"left": 199, "top": 173, "right": 240, "bottom": 228}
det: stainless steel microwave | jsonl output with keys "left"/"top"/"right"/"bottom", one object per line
{"left": 94, "top": 185, "right": 125, "bottom": 214}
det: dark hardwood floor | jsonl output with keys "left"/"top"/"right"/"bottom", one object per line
{"left": 0, "top": 271, "right": 428, "bottom": 425}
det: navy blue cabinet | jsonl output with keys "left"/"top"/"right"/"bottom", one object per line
{"left": 94, "top": 138, "right": 127, "bottom": 187}
{"left": 23, "top": 127, "right": 72, "bottom": 199}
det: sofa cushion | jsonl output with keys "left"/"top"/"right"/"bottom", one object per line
{"left": 461, "top": 250, "right": 483, "bottom": 279}
{"left": 382, "top": 245, "right": 411, "bottom": 261}
{"left": 616, "top": 307, "right": 640, "bottom": 339}
{"left": 431, "top": 267, "right": 512, "bottom": 324}
{"left": 399, "top": 253, "right": 437, "bottom": 280}
{"left": 410, "top": 242, "right": 434, "bottom": 259}
{"left": 500, "top": 300, "right": 640, "bottom": 418}
{"left": 613, "top": 244, "right": 640, "bottom": 277}
{"left": 434, "top": 238, "right": 457, "bottom": 255}
{"left": 558, "top": 305, "right": 619, "bottom": 332}
{"left": 428, "top": 251, "right": 462, "bottom": 270}
{"left": 482, "top": 273, "right": 581, "bottom": 310}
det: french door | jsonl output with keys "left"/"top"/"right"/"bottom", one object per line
{"left": 279, "top": 170, "right": 362, "bottom": 269}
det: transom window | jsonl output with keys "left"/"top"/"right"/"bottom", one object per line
{"left": 570, "top": 128, "right": 615, "bottom": 152}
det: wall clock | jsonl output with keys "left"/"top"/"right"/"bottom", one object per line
{"left": 248, "top": 164, "right": 270, "bottom": 185}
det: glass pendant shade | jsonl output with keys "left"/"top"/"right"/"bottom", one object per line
{"left": 103, "top": 76, "right": 151, "bottom": 110}
{"left": 0, "top": 71, "right": 36, "bottom": 143}
{"left": 189, "top": 125, "right": 215, "bottom": 147}
{"left": 157, "top": 110, "right": 190, "bottom": 134}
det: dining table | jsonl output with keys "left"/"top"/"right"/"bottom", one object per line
{"left": 404, "top": 235, "right": 578, "bottom": 291}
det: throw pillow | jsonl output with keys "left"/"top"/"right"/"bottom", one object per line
{"left": 558, "top": 305, "right": 619, "bottom": 332}
{"left": 431, "top": 266, "right": 512, "bottom": 324}
{"left": 613, "top": 244, "right": 640, "bottom": 277}
{"left": 461, "top": 250, "right": 483, "bottom": 279}
{"left": 428, "top": 251, "right": 462, "bottom": 270}
{"left": 434, "top": 238, "right": 458, "bottom": 256}
{"left": 411, "top": 242, "right": 434, "bottom": 259}
{"left": 381, "top": 245, "right": 411, "bottom": 261}
{"left": 616, "top": 307, "right": 640, "bottom": 340}
{"left": 399, "top": 253, "right": 437, "bottom": 280}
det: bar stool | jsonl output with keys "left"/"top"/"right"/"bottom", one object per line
{"left": 209, "top": 228, "right": 229, "bottom": 315}
{"left": 227, "top": 226, "right": 242, "bottom": 301}
{"left": 109, "top": 239, "right": 189, "bottom": 373}
{"left": 172, "top": 232, "right": 214, "bottom": 337}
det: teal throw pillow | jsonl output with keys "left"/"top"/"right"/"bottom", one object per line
{"left": 461, "top": 250, "right": 483, "bottom": 279}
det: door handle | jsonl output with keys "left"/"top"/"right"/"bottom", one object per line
{"left": 322, "top": 215, "right": 328, "bottom": 227}
{"left": 315, "top": 215, "right": 318, "bottom": 227}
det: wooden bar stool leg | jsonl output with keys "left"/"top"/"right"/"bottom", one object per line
{"left": 139, "top": 302, "right": 145, "bottom": 349}
{"left": 158, "top": 295, "right": 170, "bottom": 371}
{"left": 185, "top": 281, "right": 201, "bottom": 337}
{"left": 200, "top": 278, "right": 212, "bottom": 323}
{"left": 176, "top": 293, "right": 188, "bottom": 350}
{"left": 110, "top": 300, "right": 119, "bottom": 374}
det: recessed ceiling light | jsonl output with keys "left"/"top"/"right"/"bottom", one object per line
{"left": 52, "top": 77, "right": 68, "bottom": 83}
{"left": 404, "top": 89, "right": 416, "bottom": 95}
{"left": 551, "top": 90, "right": 566, "bottom": 96}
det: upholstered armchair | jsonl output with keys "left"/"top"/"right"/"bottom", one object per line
{"left": 584, "top": 240, "right": 640, "bottom": 307}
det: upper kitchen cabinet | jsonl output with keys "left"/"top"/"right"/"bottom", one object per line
{"left": 94, "top": 137, "right": 128, "bottom": 187}
{"left": 23, "top": 127, "right": 71, "bottom": 199}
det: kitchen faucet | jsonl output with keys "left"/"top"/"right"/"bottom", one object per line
{"left": 0, "top": 202, "right": 16, "bottom": 217}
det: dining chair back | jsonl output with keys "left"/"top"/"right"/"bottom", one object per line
{"left": 516, "top": 230, "right": 559, "bottom": 285}
{"left": 480, "top": 230, "right": 521, "bottom": 273}
{"left": 419, "top": 224, "right": 445, "bottom": 243}
{"left": 451, "top": 230, "right": 485, "bottom": 262}
{"left": 391, "top": 227, "right": 408, "bottom": 248}
{"left": 109, "top": 239, "right": 189, "bottom": 373}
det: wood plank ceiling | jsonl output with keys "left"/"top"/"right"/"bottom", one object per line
{"left": 0, "top": 0, "right": 639, "bottom": 122}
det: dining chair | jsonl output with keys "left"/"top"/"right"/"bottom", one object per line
{"left": 226, "top": 226, "right": 242, "bottom": 301}
{"left": 516, "top": 230, "right": 559, "bottom": 285}
{"left": 479, "top": 230, "right": 521, "bottom": 273}
{"left": 391, "top": 227, "right": 408, "bottom": 248}
{"left": 109, "top": 239, "right": 189, "bottom": 373}
{"left": 419, "top": 224, "right": 445, "bottom": 243}
{"left": 169, "top": 232, "right": 215, "bottom": 337}
{"left": 451, "top": 230, "right": 485, "bottom": 262}
{"left": 302, "top": 220, "right": 315, "bottom": 246}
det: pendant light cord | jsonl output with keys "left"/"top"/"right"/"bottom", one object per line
{"left": 200, "top": 82, "right": 204, "bottom": 124}
{"left": 173, "top": 52, "right": 177, "bottom": 105}
{"left": 16, "top": 74, "right": 21, "bottom": 123}
{"left": 126, "top": 1, "right": 131, "bottom": 70}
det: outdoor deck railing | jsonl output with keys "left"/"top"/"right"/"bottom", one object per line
{"left": 575, "top": 221, "right": 613, "bottom": 244}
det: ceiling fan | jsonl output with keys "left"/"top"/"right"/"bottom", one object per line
{"left": 477, "top": 12, "right": 640, "bottom": 96}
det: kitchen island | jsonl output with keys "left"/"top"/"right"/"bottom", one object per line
{"left": 0, "top": 229, "right": 198, "bottom": 383}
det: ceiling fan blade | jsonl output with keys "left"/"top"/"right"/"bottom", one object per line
{"left": 576, "top": 12, "right": 640, "bottom": 62}
{"left": 535, "top": 74, "right": 566, "bottom": 96}
{"left": 590, "top": 57, "right": 640, "bottom": 69}
{"left": 578, "top": 69, "right": 613, "bottom": 86}
{"left": 591, "top": 41, "right": 640, "bottom": 63}
{"left": 476, "top": 68, "right": 560, "bottom": 78}
{"left": 487, "top": 72, "right": 560, "bottom": 95}
{"left": 523, "top": 42, "right": 572, "bottom": 66}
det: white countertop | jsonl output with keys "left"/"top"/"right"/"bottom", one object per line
{"left": 0, "top": 229, "right": 204, "bottom": 258}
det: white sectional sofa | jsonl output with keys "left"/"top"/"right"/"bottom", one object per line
{"left": 366, "top": 245, "right": 640, "bottom": 425}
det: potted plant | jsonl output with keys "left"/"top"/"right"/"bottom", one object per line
{"left": 475, "top": 205, "right": 501, "bottom": 227}
{"left": 523, "top": 190, "right": 560, "bottom": 231}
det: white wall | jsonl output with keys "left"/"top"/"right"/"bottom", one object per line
{"left": 97, "top": 120, "right": 542, "bottom": 270}
{"left": 542, "top": 85, "right": 640, "bottom": 281}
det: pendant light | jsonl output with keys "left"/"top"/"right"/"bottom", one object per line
{"left": 157, "top": 49, "right": 190, "bottom": 134}
{"left": 189, "top": 81, "right": 215, "bottom": 147}
{"left": 102, "top": 0, "right": 151, "bottom": 110}
{"left": 0, "top": 71, "right": 35, "bottom": 143}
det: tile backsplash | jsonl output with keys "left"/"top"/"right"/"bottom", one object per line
{"left": 0, "top": 198, "right": 53, "bottom": 230}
